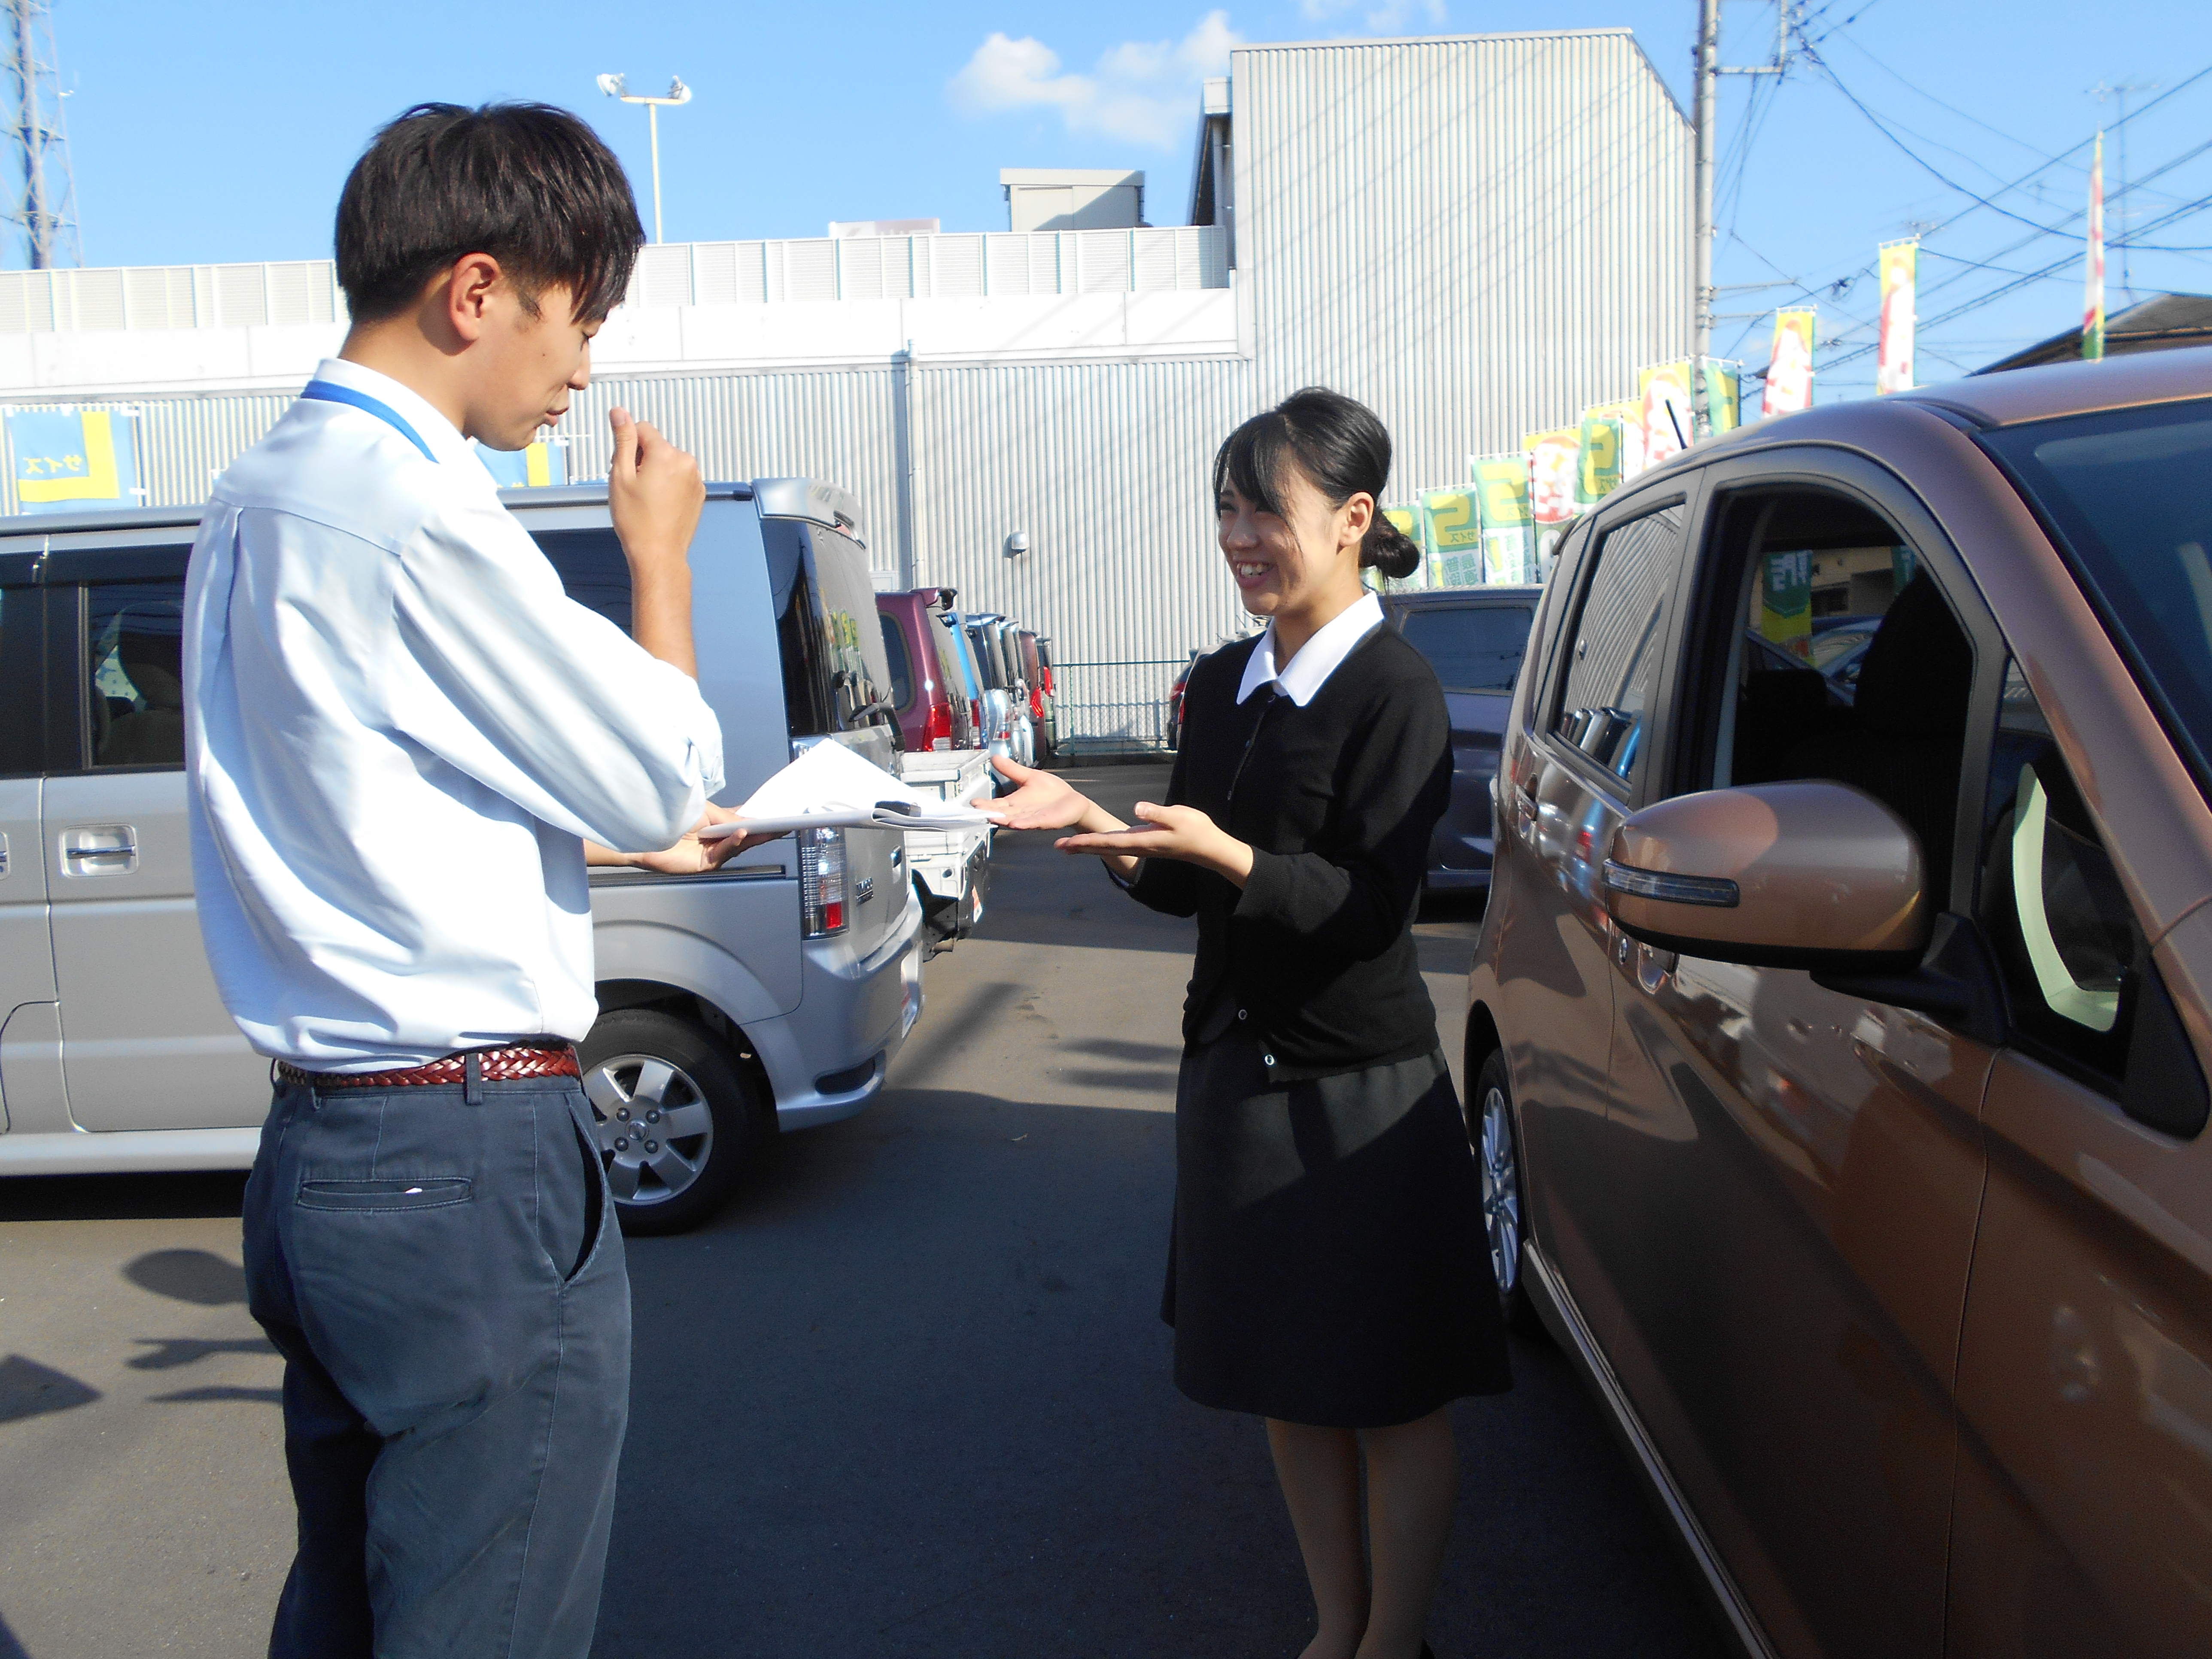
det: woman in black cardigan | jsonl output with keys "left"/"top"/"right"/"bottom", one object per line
{"left": 988, "top": 388, "right": 1510, "bottom": 1659}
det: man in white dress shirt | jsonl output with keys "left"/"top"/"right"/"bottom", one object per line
{"left": 181, "top": 103, "right": 738, "bottom": 1658}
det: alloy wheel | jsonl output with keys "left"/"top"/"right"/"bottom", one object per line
{"left": 1480, "top": 1082, "right": 1523, "bottom": 1297}
{"left": 583, "top": 1052, "right": 717, "bottom": 1206}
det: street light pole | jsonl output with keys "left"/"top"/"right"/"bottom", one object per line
{"left": 596, "top": 73, "right": 692, "bottom": 243}
{"left": 1692, "top": 0, "right": 1720, "bottom": 437}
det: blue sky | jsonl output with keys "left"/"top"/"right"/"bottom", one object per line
{"left": 27, "top": 0, "right": 2212, "bottom": 394}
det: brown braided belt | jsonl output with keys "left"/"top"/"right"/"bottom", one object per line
{"left": 276, "top": 1040, "right": 580, "bottom": 1090}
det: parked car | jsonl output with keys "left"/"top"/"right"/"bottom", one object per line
{"left": 967, "top": 614, "right": 1035, "bottom": 766}
{"left": 878, "top": 586, "right": 976, "bottom": 753}
{"left": 895, "top": 747, "right": 994, "bottom": 951}
{"left": 935, "top": 605, "right": 988, "bottom": 737}
{"left": 948, "top": 610, "right": 1016, "bottom": 780}
{"left": 1464, "top": 348, "right": 2212, "bottom": 1658}
{"left": 1016, "top": 629, "right": 1055, "bottom": 763}
{"left": 0, "top": 476, "right": 926, "bottom": 1235}
{"left": 1167, "top": 652, "right": 1198, "bottom": 750}
{"left": 1381, "top": 587, "right": 1541, "bottom": 894}
{"left": 1034, "top": 635, "right": 1060, "bottom": 755}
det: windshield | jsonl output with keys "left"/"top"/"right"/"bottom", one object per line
{"left": 1397, "top": 604, "right": 1534, "bottom": 692}
{"left": 1984, "top": 400, "right": 2212, "bottom": 792}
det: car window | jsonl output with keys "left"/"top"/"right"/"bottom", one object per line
{"left": 1983, "top": 400, "right": 2212, "bottom": 797}
{"left": 1978, "top": 663, "right": 2207, "bottom": 1136}
{"left": 881, "top": 613, "right": 916, "bottom": 711}
{"left": 1553, "top": 504, "right": 1684, "bottom": 785}
{"left": 531, "top": 529, "right": 633, "bottom": 635}
{"left": 0, "top": 586, "right": 40, "bottom": 775}
{"left": 1689, "top": 489, "right": 1975, "bottom": 899}
{"left": 85, "top": 580, "right": 185, "bottom": 769}
{"left": 1399, "top": 604, "right": 1533, "bottom": 692}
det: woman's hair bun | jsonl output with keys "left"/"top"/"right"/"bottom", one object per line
{"left": 1361, "top": 512, "right": 1422, "bottom": 580}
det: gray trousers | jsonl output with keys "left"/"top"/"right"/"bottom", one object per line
{"left": 242, "top": 1072, "right": 629, "bottom": 1659}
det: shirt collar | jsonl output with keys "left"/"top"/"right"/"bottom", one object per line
{"left": 306, "top": 358, "right": 480, "bottom": 470}
{"left": 1237, "top": 592, "right": 1386, "bottom": 706}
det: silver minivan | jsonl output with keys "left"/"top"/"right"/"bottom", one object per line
{"left": 0, "top": 476, "right": 924, "bottom": 1234}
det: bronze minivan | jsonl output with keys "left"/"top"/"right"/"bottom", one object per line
{"left": 1465, "top": 348, "right": 2212, "bottom": 1658}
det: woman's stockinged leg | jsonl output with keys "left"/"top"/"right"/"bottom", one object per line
{"left": 1266, "top": 1418, "right": 1368, "bottom": 1659}
{"left": 1355, "top": 1406, "right": 1458, "bottom": 1659}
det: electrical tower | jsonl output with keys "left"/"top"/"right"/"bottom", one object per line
{"left": 4, "top": 0, "right": 79, "bottom": 269}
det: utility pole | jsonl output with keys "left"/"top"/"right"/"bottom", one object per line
{"left": 1695, "top": 2, "right": 1791, "bottom": 434}
{"left": 597, "top": 73, "right": 692, "bottom": 244}
{"left": 2091, "top": 79, "right": 2154, "bottom": 301}
{"left": 4, "top": 0, "right": 80, "bottom": 269}
{"left": 1692, "top": 0, "right": 1720, "bottom": 437}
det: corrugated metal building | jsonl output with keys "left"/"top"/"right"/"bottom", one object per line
{"left": 0, "top": 30, "right": 1689, "bottom": 745}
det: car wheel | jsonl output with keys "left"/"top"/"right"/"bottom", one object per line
{"left": 1474, "top": 1047, "right": 1543, "bottom": 1336}
{"left": 578, "top": 1009, "right": 769, "bottom": 1237}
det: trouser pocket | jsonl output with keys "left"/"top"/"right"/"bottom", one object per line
{"left": 279, "top": 1090, "right": 563, "bottom": 1440}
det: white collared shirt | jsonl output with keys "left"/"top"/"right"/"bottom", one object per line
{"left": 182, "top": 358, "right": 726, "bottom": 1070}
{"left": 1237, "top": 591, "right": 1386, "bottom": 705}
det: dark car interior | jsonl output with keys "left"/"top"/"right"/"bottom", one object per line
{"left": 1699, "top": 490, "right": 1975, "bottom": 901}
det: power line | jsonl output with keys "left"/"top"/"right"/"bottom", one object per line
{"left": 1823, "top": 191, "right": 2212, "bottom": 370}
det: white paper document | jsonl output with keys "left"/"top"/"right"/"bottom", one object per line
{"left": 699, "top": 739, "right": 996, "bottom": 838}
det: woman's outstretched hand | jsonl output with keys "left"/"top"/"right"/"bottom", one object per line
{"left": 982, "top": 754, "right": 1102, "bottom": 831}
{"left": 1059, "top": 801, "right": 1255, "bottom": 889}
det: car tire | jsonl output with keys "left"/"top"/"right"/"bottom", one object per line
{"left": 578, "top": 1008, "right": 770, "bottom": 1237}
{"left": 1473, "top": 1046, "right": 1543, "bottom": 1337}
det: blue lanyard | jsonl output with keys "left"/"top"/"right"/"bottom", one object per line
{"left": 298, "top": 380, "right": 437, "bottom": 463}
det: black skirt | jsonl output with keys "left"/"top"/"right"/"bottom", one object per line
{"left": 1162, "top": 1030, "right": 1513, "bottom": 1427}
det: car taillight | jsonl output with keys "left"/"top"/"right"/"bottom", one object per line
{"left": 800, "top": 826, "right": 848, "bottom": 937}
{"left": 924, "top": 698, "right": 954, "bottom": 752}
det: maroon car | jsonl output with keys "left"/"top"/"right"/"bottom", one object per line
{"left": 877, "top": 587, "right": 976, "bottom": 753}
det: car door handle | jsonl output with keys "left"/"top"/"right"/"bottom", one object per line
{"left": 61, "top": 824, "right": 138, "bottom": 876}
{"left": 0, "top": 830, "right": 8, "bottom": 877}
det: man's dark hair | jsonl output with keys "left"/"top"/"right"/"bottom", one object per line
{"left": 335, "top": 102, "right": 644, "bottom": 325}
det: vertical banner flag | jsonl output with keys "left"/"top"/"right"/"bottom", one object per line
{"left": 473, "top": 438, "right": 570, "bottom": 488}
{"left": 1699, "top": 359, "right": 1742, "bottom": 433}
{"left": 9, "top": 408, "right": 141, "bottom": 514}
{"left": 1877, "top": 240, "right": 1918, "bottom": 394}
{"left": 1638, "top": 362, "right": 1695, "bottom": 466}
{"left": 2084, "top": 132, "right": 2106, "bottom": 361}
{"left": 1470, "top": 453, "right": 1535, "bottom": 585}
{"left": 1762, "top": 310, "right": 1818, "bottom": 416}
{"left": 1422, "top": 486, "right": 1484, "bottom": 588}
{"left": 1524, "top": 427, "right": 1582, "bottom": 573}
{"left": 1576, "top": 403, "right": 1629, "bottom": 506}
{"left": 1758, "top": 550, "right": 1814, "bottom": 662}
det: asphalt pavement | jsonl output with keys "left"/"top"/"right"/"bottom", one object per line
{"left": 0, "top": 760, "right": 1726, "bottom": 1659}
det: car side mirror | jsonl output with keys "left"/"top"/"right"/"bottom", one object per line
{"left": 1601, "top": 781, "right": 1931, "bottom": 972}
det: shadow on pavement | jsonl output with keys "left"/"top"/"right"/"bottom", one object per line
{"left": 597, "top": 1084, "right": 1726, "bottom": 1659}
{"left": 124, "top": 1248, "right": 249, "bottom": 1307}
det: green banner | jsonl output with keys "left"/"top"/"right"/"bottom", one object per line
{"left": 1422, "top": 486, "right": 1483, "bottom": 588}
{"left": 1471, "top": 453, "right": 1534, "bottom": 585}
{"left": 1758, "top": 549, "right": 1813, "bottom": 660}
{"left": 1575, "top": 405, "right": 1626, "bottom": 504}
{"left": 1701, "top": 360, "right": 1742, "bottom": 434}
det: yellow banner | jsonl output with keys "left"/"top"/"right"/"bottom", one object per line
{"left": 1763, "top": 310, "right": 1817, "bottom": 416}
{"left": 18, "top": 410, "right": 122, "bottom": 502}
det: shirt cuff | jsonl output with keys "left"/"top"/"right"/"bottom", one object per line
{"left": 1108, "top": 857, "right": 1147, "bottom": 893}
{"left": 1233, "top": 847, "right": 1291, "bottom": 923}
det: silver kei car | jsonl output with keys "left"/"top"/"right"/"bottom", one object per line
{"left": 0, "top": 475, "right": 924, "bottom": 1234}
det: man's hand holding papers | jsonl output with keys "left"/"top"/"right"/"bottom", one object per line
{"left": 696, "top": 739, "right": 994, "bottom": 840}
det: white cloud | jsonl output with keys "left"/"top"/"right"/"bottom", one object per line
{"left": 947, "top": 11, "right": 1241, "bottom": 149}
{"left": 1297, "top": 0, "right": 1448, "bottom": 31}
